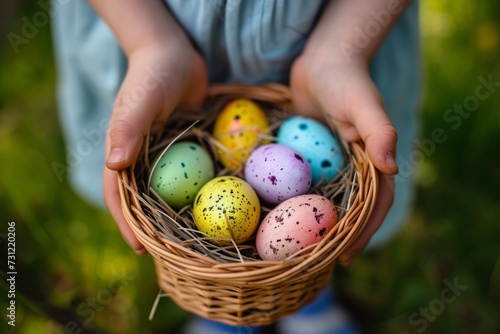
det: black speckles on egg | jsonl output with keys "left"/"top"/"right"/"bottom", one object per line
{"left": 245, "top": 144, "right": 312, "bottom": 205}
{"left": 193, "top": 176, "right": 260, "bottom": 244}
{"left": 256, "top": 194, "right": 338, "bottom": 261}
{"left": 294, "top": 153, "right": 304, "bottom": 163}
{"left": 321, "top": 160, "right": 332, "bottom": 168}
{"left": 151, "top": 142, "right": 214, "bottom": 208}
{"left": 275, "top": 116, "right": 345, "bottom": 184}
{"left": 269, "top": 244, "right": 278, "bottom": 255}
{"left": 315, "top": 213, "right": 324, "bottom": 223}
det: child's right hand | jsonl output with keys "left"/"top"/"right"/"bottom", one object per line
{"left": 103, "top": 44, "right": 208, "bottom": 254}
{"left": 89, "top": 0, "right": 208, "bottom": 253}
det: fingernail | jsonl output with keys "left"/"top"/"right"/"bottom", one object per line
{"left": 385, "top": 152, "right": 398, "bottom": 173}
{"left": 107, "top": 148, "right": 126, "bottom": 164}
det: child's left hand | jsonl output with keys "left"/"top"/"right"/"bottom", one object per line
{"left": 290, "top": 50, "right": 398, "bottom": 266}
{"left": 288, "top": 0, "right": 410, "bottom": 265}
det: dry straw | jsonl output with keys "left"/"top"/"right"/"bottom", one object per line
{"left": 118, "top": 83, "right": 378, "bottom": 326}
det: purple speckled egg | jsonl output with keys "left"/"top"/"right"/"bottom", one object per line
{"left": 244, "top": 144, "right": 312, "bottom": 205}
{"left": 256, "top": 194, "right": 338, "bottom": 261}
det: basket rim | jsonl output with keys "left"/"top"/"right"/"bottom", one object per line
{"left": 118, "top": 143, "right": 376, "bottom": 280}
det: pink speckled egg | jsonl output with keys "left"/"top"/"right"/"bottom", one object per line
{"left": 256, "top": 194, "right": 338, "bottom": 261}
{"left": 244, "top": 144, "right": 312, "bottom": 205}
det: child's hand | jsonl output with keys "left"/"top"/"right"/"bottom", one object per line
{"left": 103, "top": 45, "right": 207, "bottom": 254}
{"left": 290, "top": 0, "right": 411, "bottom": 265}
{"left": 290, "top": 54, "right": 397, "bottom": 266}
{"left": 90, "top": 0, "right": 208, "bottom": 254}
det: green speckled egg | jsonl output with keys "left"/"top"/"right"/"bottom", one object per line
{"left": 151, "top": 142, "right": 214, "bottom": 208}
{"left": 193, "top": 176, "right": 261, "bottom": 245}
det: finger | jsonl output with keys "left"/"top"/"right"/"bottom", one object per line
{"left": 105, "top": 64, "right": 180, "bottom": 171}
{"left": 354, "top": 110, "right": 398, "bottom": 175}
{"left": 338, "top": 172, "right": 394, "bottom": 266}
{"left": 347, "top": 80, "right": 399, "bottom": 175}
{"left": 103, "top": 166, "right": 147, "bottom": 255}
{"left": 317, "top": 73, "right": 399, "bottom": 175}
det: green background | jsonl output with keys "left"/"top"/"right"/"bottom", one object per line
{"left": 1, "top": 1, "right": 499, "bottom": 333}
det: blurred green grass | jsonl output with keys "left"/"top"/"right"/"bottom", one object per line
{"left": 1, "top": 1, "right": 499, "bottom": 333}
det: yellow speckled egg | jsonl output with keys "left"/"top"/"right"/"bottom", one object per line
{"left": 213, "top": 99, "right": 270, "bottom": 170}
{"left": 193, "top": 176, "right": 261, "bottom": 245}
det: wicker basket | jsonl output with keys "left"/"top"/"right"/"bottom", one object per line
{"left": 118, "top": 83, "right": 378, "bottom": 326}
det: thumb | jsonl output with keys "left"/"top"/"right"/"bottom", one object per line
{"left": 105, "top": 69, "right": 178, "bottom": 171}
{"left": 331, "top": 74, "right": 399, "bottom": 175}
{"left": 105, "top": 114, "right": 148, "bottom": 171}
{"left": 352, "top": 96, "right": 399, "bottom": 175}
{"left": 313, "top": 68, "right": 399, "bottom": 175}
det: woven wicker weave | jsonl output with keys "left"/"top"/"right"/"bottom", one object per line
{"left": 118, "top": 84, "right": 377, "bottom": 326}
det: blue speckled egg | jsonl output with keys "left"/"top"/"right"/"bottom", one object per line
{"left": 244, "top": 144, "right": 312, "bottom": 205}
{"left": 277, "top": 116, "right": 345, "bottom": 184}
{"left": 151, "top": 141, "right": 214, "bottom": 208}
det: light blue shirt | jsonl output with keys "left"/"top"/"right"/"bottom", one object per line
{"left": 51, "top": 0, "right": 421, "bottom": 248}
